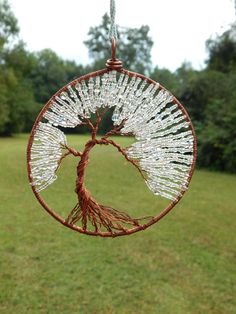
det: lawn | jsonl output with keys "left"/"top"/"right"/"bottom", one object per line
{"left": 0, "top": 134, "right": 236, "bottom": 314}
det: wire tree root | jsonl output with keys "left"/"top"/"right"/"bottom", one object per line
{"left": 66, "top": 197, "right": 141, "bottom": 233}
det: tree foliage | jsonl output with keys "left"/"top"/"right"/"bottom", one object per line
{"left": 206, "top": 24, "right": 236, "bottom": 72}
{"left": 0, "top": 0, "right": 18, "bottom": 49}
{"left": 173, "top": 25, "right": 236, "bottom": 172}
{"left": 0, "top": 1, "right": 86, "bottom": 134}
{"left": 84, "top": 13, "right": 153, "bottom": 74}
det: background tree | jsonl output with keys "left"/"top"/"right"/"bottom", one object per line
{"left": 206, "top": 24, "right": 236, "bottom": 73}
{"left": 0, "top": 0, "right": 40, "bottom": 135}
{"left": 0, "top": 0, "right": 18, "bottom": 50}
{"left": 28, "top": 49, "right": 81, "bottom": 104}
{"left": 151, "top": 66, "right": 178, "bottom": 94}
{"left": 84, "top": 13, "right": 154, "bottom": 134}
{"left": 0, "top": 0, "right": 86, "bottom": 135}
{"left": 84, "top": 13, "right": 153, "bottom": 75}
{"left": 177, "top": 23, "right": 236, "bottom": 172}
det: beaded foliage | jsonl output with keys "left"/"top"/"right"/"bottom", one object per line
{"left": 27, "top": 69, "right": 196, "bottom": 237}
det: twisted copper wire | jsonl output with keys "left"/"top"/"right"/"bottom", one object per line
{"left": 63, "top": 118, "right": 149, "bottom": 234}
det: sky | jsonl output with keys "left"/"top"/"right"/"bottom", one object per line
{"left": 8, "top": 0, "right": 236, "bottom": 71}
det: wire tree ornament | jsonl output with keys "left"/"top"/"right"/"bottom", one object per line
{"left": 27, "top": 0, "right": 197, "bottom": 237}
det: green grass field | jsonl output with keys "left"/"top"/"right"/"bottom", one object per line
{"left": 0, "top": 135, "right": 236, "bottom": 314}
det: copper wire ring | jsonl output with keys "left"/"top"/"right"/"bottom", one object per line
{"left": 26, "top": 66, "right": 197, "bottom": 238}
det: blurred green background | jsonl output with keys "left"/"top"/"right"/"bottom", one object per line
{"left": 0, "top": 1, "right": 236, "bottom": 313}
{"left": 0, "top": 135, "right": 236, "bottom": 313}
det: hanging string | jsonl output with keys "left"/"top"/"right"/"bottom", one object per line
{"left": 109, "top": 0, "right": 118, "bottom": 40}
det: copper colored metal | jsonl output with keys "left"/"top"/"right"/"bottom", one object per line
{"left": 106, "top": 38, "right": 123, "bottom": 70}
{"left": 27, "top": 38, "right": 197, "bottom": 237}
{"left": 26, "top": 65, "right": 197, "bottom": 237}
{"left": 65, "top": 136, "right": 148, "bottom": 232}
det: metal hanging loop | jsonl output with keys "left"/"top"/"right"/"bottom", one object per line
{"left": 106, "top": 38, "right": 123, "bottom": 70}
